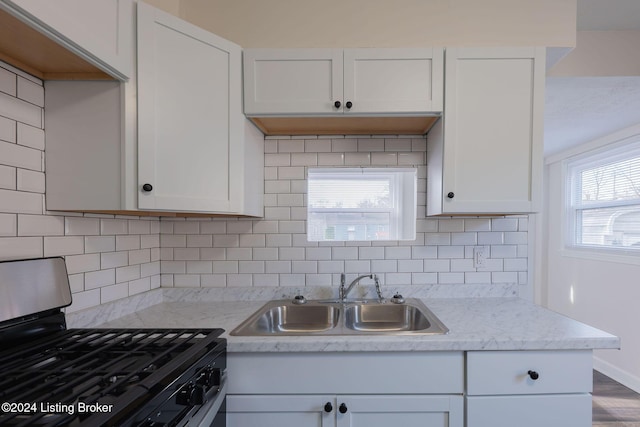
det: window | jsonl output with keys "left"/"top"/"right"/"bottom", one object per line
{"left": 566, "top": 139, "right": 640, "bottom": 252}
{"left": 307, "top": 168, "right": 416, "bottom": 241}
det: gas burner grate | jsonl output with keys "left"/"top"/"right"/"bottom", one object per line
{"left": 0, "top": 328, "right": 224, "bottom": 427}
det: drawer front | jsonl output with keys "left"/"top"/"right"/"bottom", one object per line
{"left": 228, "top": 351, "right": 463, "bottom": 394}
{"left": 467, "top": 394, "right": 592, "bottom": 427}
{"left": 467, "top": 350, "right": 592, "bottom": 395}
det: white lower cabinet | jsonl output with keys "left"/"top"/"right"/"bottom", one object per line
{"left": 466, "top": 394, "right": 592, "bottom": 427}
{"left": 227, "top": 394, "right": 463, "bottom": 427}
{"left": 466, "top": 350, "right": 594, "bottom": 427}
{"left": 226, "top": 352, "right": 464, "bottom": 427}
{"left": 226, "top": 350, "right": 594, "bottom": 427}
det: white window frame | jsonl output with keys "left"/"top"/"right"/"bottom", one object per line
{"left": 307, "top": 168, "right": 417, "bottom": 242}
{"left": 563, "top": 137, "right": 640, "bottom": 263}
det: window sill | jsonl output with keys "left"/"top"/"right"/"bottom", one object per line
{"left": 561, "top": 247, "right": 640, "bottom": 266}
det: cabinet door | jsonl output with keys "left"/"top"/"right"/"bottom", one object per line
{"left": 137, "top": 2, "right": 242, "bottom": 212}
{"left": 244, "top": 48, "right": 343, "bottom": 115}
{"left": 466, "top": 394, "right": 592, "bottom": 427}
{"left": 335, "top": 395, "right": 463, "bottom": 427}
{"left": 227, "top": 395, "right": 335, "bottom": 427}
{"left": 343, "top": 48, "right": 443, "bottom": 114}
{"left": 433, "top": 47, "right": 544, "bottom": 215}
{"left": 2, "top": 0, "right": 133, "bottom": 80}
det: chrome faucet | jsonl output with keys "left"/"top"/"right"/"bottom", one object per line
{"left": 339, "top": 273, "right": 383, "bottom": 302}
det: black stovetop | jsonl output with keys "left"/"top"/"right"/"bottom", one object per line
{"left": 0, "top": 327, "right": 225, "bottom": 426}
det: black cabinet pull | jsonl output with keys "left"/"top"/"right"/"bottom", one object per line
{"left": 142, "top": 183, "right": 153, "bottom": 192}
{"left": 447, "top": 192, "right": 454, "bottom": 199}
{"left": 339, "top": 403, "right": 348, "bottom": 414}
{"left": 528, "top": 370, "right": 540, "bottom": 380}
{"left": 324, "top": 402, "right": 333, "bottom": 413}
{"left": 345, "top": 101, "right": 353, "bottom": 109}
{"left": 334, "top": 101, "right": 341, "bottom": 109}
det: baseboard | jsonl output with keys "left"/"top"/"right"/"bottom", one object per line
{"left": 594, "top": 356, "right": 640, "bottom": 393}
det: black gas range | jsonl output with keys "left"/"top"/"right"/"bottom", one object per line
{"left": 0, "top": 258, "right": 227, "bottom": 427}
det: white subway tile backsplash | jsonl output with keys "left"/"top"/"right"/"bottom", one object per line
{"left": 116, "top": 235, "right": 140, "bottom": 251}
{"left": 0, "top": 66, "right": 16, "bottom": 96}
{"left": 238, "top": 260, "right": 264, "bottom": 274}
{"left": 227, "top": 274, "right": 252, "bottom": 287}
{"left": 0, "top": 189, "right": 42, "bottom": 214}
{"left": 265, "top": 260, "right": 291, "bottom": 273}
{"left": 0, "top": 119, "right": 526, "bottom": 301}
{"left": 0, "top": 213, "right": 17, "bottom": 236}
{"left": 130, "top": 277, "right": 152, "bottom": 295}
{"left": 371, "top": 152, "right": 397, "bottom": 165}
{"left": 65, "top": 253, "right": 100, "bottom": 274}
{"left": 101, "top": 251, "right": 129, "bottom": 269}
{"left": 101, "top": 219, "right": 128, "bottom": 235}
{"left": 0, "top": 165, "right": 16, "bottom": 190}
{"left": 187, "top": 260, "right": 214, "bottom": 274}
{"left": 0, "top": 116, "right": 16, "bottom": 143}
{"left": 17, "top": 76, "right": 44, "bottom": 107}
{"left": 0, "top": 236, "right": 42, "bottom": 260}
{"left": 17, "top": 123, "right": 44, "bottom": 150}
{"left": 478, "top": 231, "right": 504, "bottom": 245}
{"left": 16, "top": 169, "right": 44, "bottom": 193}
{"left": 44, "top": 236, "right": 84, "bottom": 256}
{"left": 85, "top": 269, "right": 115, "bottom": 290}
{"left": 65, "top": 217, "right": 99, "bottom": 236}
{"left": 187, "top": 234, "right": 213, "bottom": 248}
{"left": 0, "top": 92, "right": 41, "bottom": 128}
{"left": 18, "top": 214, "right": 63, "bottom": 236}
{"left": 318, "top": 153, "right": 344, "bottom": 166}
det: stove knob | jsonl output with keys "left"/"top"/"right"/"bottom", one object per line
{"left": 176, "top": 383, "right": 193, "bottom": 406}
{"left": 191, "top": 384, "right": 206, "bottom": 405}
{"left": 199, "top": 366, "right": 222, "bottom": 388}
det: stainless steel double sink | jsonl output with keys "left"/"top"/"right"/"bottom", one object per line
{"left": 230, "top": 298, "right": 448, "bottom": 336}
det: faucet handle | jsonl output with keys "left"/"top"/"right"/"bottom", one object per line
{"left": 340, "top": 273, "right": 346, "bottom": 285}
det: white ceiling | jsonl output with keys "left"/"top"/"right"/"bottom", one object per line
{"left": 543, "top": 0, "right": 640, "bottom": 157}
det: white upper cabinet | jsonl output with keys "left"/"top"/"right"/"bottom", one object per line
{"left": 137, "top": 2, "right": 255, "bottom": 214}
{"left": 427, "top": 47, "right": 544, "bottom": 216}
{"left": 244, "top": 49, "right": 343, "bottom": 115}
{"left": 0, "top": 0, "right": 134, "bottom": 80}
{"left": 45, "top": 2, "right": 263, "bottom": 217}
{"left": 244, "top": 48, "right": 443, "bottom": 116}
{"left": 343, "top": 48, "right": 443, "bottom": 114}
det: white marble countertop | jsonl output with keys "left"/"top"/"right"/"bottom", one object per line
{"left": 96, "top": 297, "right": 620, "bottom": 353}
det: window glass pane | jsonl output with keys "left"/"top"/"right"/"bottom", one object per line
{"left": 576, "top": 156, "right": 640, "bottom": 205}
{"left": 307, "top": 168, "right": 416, "bottom": 242}
{"left": 567, "top": 140, "right": 640, "bottom": 251}
{"left": 578, "top": 206, "right": 640, "bottom": 248}
{"left": 308, "top": 178, "right": 391, "bottom": 209}
{"left": 308, "top": 212, "right": 391, "bottom": 241}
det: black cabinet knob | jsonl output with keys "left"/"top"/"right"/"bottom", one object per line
{"left": 345, "top": 101, "right": 353, "bottom": 109}
{"left": 324, "top": 402, "right": 333, "bottom": 413}
{"left": 334, "top": 101, "right": 341, "bottom": 109}
{"left": 528, "top": 370, "right": 540, "bottom": 380}
{"left": 339, "top": 403, "right": 348, "bottom": 414}
{"left": 142, "top": 183, "right": 153, "bottom": 192}
{"left": 447, "top": 192, "right": 454, "bottom": 199}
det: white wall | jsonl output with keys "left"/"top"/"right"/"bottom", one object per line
{"left": 548, "top": 31, "right": 640, "bottom": 77}
{"left": 0, "top": 62, "right": 161, "bottom": 314}
{"left": 543, "top": 124, "right": 640, "bottom": 392}
{"left": 178, "top": 0, "right": 576, "bottom": 48}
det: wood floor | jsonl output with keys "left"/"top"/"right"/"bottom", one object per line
{"left": 593, "top": 371, "right": 640, "bottom": 426}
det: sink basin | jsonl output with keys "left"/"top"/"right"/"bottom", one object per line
{"left": 230, "top": 302, "right": 339, "bottom": 335}
{"left": 344, "top": 303, "right": 431, "bottom": 332}
{"left": 230, "top": 298, "right": 448, "bottom": 336}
